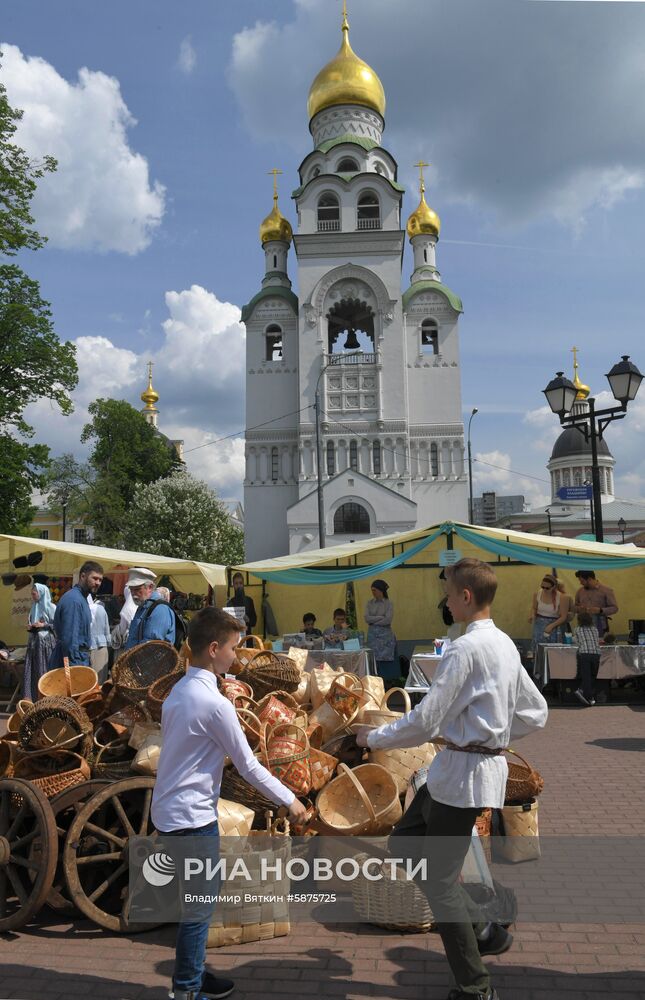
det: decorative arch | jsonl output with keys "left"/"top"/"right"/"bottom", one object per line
{"left": 307, "top": 263, "right": 397, "bottom": 327}
{"left": 332, "top": 499, "right": 372, "bottom": 535}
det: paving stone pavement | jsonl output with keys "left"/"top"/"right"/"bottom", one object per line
{"left": 1, "top": 703, "right": 644, "bottom": 1000}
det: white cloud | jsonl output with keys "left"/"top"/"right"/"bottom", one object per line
{"left": 23, "top": 286, "right": 247, "bottom": 498}
{"left": 228, "top": 0, "right": 645, "bottom": 230}
{"left": 1, "top": 42, "right": 165, "bottom": 254}
{"left": 178, "top": 37, "right": 196, "bottom": 75}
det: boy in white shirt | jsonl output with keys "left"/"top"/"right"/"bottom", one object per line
{"left": 152, "top": 608, "right": 306, "bottom": 1000}
{"left": 356, "top": 558, "right": 548, "bottom": 1000}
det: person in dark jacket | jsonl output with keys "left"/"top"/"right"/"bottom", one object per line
{"left": 125, "top": 567, "right": 176, "bottom": 649}
{"left": 230, "top": 573, "right": 257, "bottom": 631}
{"left": 49, "top": 561, "right": 104, "bottom": 668}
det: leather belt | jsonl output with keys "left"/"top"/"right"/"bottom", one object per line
{"left": 443, "top": 741, "right": 506, "bottom": 757}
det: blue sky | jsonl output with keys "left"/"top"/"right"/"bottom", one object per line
{"left": 3, "top": 0, "right": 645, "bottom": 508}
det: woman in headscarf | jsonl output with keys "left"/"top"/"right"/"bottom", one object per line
{"left": 364, "top": 579, "right": 398, "bottom": 680}
{"left": 23, "top": 582, "right": 57, "bottom": 700}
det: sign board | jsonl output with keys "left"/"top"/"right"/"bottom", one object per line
{"left": 439, "top": 549, "right": 463, "bottom": 566}
{"left": 11, "top": 586, "right": 33, "bottom": 628}
{"left": 557, "top": 485, "right": 593, "bottom": 501}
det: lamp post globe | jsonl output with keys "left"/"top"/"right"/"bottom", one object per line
{"left": 543, "top": 372, "right": 578, "bottom": 416}
{"left": 606, "top": 355, "right": 643, "bottom": 405}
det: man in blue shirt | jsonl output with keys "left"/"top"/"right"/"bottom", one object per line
{"left": 49, "top": 560, "right": 104, "bottom": 668}
{"left": 125, "top": 567, "right": 176, "bottom": 649}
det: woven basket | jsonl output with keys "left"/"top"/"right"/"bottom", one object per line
{"left": 220, "top": 766, "right": 276, "bottom": 821}
{"left": 309, "top": 664, "right": 346, "bottom": 710}
{"left": 351, "top": 852, "right": 434, "bottom": 932}
{"left": 234, "top": 635, "right": 265, "bottom": 669}
{"left": 358, "top": 687, "right": 411, "bottom": 727}
{"left": 238, "top": 653, "right": 301, "bottom": 700}
{"left": 308, "top": 698, "right": 360, "bottom": 743}
{"left": 7, "top": 699, "right": 33, "bottom": 733}
{"left": 13, "top": 750, "right": 91, "bottom": 799}
{"left": 260, "top": 722, "right": 311, "bottom": 796}
{"left": 106, "top": 700, "right": 153, "bottom": 733}
{"left": 325, "top": 673, "right": 367, "bottom": 720}
{"left": 207, "top": 817, "right": 290, "bottom": 948}
{"left": 113, "top": 640, "right": 179, "bottom": 700}
{"left": 255, "top": 691, "right": 299, "bottom": 729}
{"left": 504, "top": 749, "right": 544, "bottom": 803}
{"left": 219, "top": 677, "right": 254, "bottom": 705}
{"left": 495, "top": 799, "right": 540, "bottom": 862}
{"left": 217, "top": 798, "right": 255, "bottom": 837}
{"left": 305, "top": 722, "right": 323, "bottom": 750}
{"left": 90, "top": 738, "right": 135, "bottom": 780}
{"left": 38, "top": 658, "right": 99, "bottom": 703}
{"left": 18, "top": 696, "right": 93, "bottom": 758}
{"left": 316, "top": 762, "right": 402, "bottom": 836}
{"left": 236, "top": 705, "right": 263, "bottom": 750}
{"left": 369, "top": 741, "right": 439, "bottom": 797}
{"left": 320, "top": 730, "right": 365, "bottom": 769}
{"left": 147, "top": 670, "right": 183, "bottom": 721}
{"left": 360, "top": 675, "right": 385, "bottom": 709}
{"left": 0, "top": 737, "right": 20, "bottom": 778}
{"left": 309, "top": 746, "right": 339, "bottom": 791}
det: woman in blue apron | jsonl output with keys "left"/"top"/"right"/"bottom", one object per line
{"left": 365, "top": 579, "right": 397, "bottom": 680}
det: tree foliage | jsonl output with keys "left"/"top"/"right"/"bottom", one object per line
{"left": 0, "top": 435, "right": 49, "bottom": 534}
{"left": 81, "top": 399, "right": 181, "bottom": 546}
{"left": 122, "top": 469, "right": 245, "bottom": 565}
{"left": 43, "top": 453, "right": 94, "bottom": 522}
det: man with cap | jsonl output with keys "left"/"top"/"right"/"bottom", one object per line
{"left": 124, "top": 568, "right": 176, "bottom": 650}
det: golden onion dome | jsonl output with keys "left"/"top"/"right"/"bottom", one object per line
{"left": 259, "top": 193, "right": 293, "bottom": 246}
{"left": 141, "top": 363, "right": 159, "bottom": 409}
{"left": 307, "top": 5, "right": 386, "bottom": 121}
{"left": 572, "top": 347, "right": 590, "bottom": 400}
{"left": 407, "top": 163, "right": 441, "bottom": 238}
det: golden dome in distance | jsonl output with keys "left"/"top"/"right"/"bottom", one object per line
{"left": 259, "top": 168, "right": 293, "bottom": 246}
{"left": 407, "top": 160, "right": 441, "bottom": 238}
{"left": 141, "top": 361, "right": 159, "bottom": 408}
{"left": 307, "top": 2, "right": 386, "bottom": 121}
{"left": 572, "top": 346, "right": 590, "bottom": 400}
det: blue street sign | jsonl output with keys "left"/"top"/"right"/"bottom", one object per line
{"left": 557, "top": 485, "right": 593, "bottom": 501}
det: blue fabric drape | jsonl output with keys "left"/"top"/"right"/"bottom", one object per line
{"left": 255, "top": 527, "right": 446, "bottom": 584}
{"left": 451, "top": 524, "right": 645, "bottom": 571}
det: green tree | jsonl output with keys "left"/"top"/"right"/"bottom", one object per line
{"left": 43, "top": 453, "right": 95, "bottom": 532}
{"left": 122, "top": 469, "right": 244, "bottom": 565}
{"left": 81, "top": 398, "right": 181, "bottom": 546}
{"left": 0, "top": 76, "right": 78, "bottom": 533}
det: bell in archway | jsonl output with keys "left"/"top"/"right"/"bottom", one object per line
{"left": 343, "top": 328, "right": 361, "bottom": 350}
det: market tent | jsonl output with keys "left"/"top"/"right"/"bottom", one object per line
{"left": 0, "top": 534, "right": 227, "bottom": 645}
{"left": 233, "top": 521, "right": 645, "bottom": 641}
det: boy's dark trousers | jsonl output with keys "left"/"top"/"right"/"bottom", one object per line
{"left": 390, "top": 785, "right": 491, "bottom": 996}
{"left": 577, "top": 652, "right": 600, "bottom": 702}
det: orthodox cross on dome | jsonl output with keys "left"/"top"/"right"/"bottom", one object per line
{"left": 414, "top": 160, "right": 430, "bottom": 194}
{"left": 571, "top": 345, "right": 590, "bottom": 401}
{"left": 341, "top": 0, "right": 349, "bottom": 31}
{"left": 268, "top": 167, "right": 283, "bottom": 202}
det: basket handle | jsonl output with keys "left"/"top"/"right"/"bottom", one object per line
{"left": 63, "top": 657, "right": 72, "bottom": 697}
{"left": 336, "top": 763, "right": 378, "bottom": 823}
{"left": 504, "top": 747, "right": 535, "bottom": 771}
{"left": 236, "top": 705, "right": 263, "bottom": 745}
{"left": 245, "top": 634, "right": 265, "bottom": 650}
{"left": 330, "top": 672, "right": 363, "bottom": 694}
{"left": 265, "top": 720, "right": 310, "bottom": 756}
{"left": 93, "top": 736, "right": 130, "bottom": 765}
{"left": 380, "top": 687, "right": 411, "bottom": 713}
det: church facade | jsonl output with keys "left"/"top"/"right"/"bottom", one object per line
{"left": 242, "top": 8, "right": 468, "bottom": 560}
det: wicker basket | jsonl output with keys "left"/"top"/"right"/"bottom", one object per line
{"left": 325, "top": 673, "right": 367, "bottom": 720}
{"left": 217, "top": 798, "right": 255, "bottom": 837}
{"left": 309, "top": 746, "right": 339, "bottom": 791}
{"left": 259, "top": 722, "right": 311, "bottom": 796}
{"left": 351, "top": 852, "right": 434, "bottom": 932}
{"left": 18, "top": 696, "right": 93, "bottom": 758}
{"left": 236, "top": 705, "right": 263, "bottom": 750}
{"left": 38, "top": 658, "right": 99, "bottom": 703}
{"left": 238, "top": 652, "right": 301, "bottom": 700}
{"left": 504, "top": 749, "right": 544, "bottom": 804}
{"left": 320, "top": 731, "right": 364, "bottom": 769}
{"left": 0, "top": 737, "right": 20, "bottom": 778}
{"left": 255, "top": 691, "right": 300, "bottom": 729}
{"left": 147, "top": 670, "right": 183, "bottom": 721}
{"left": 207, "top": 817, "right": 290, "bottom": 948}
{"left": 13, "top": 750, "right": 91, "bottom": 798}
{"left": 220, "top": 766, "right": 276, "bottom": 822}
{"left": 90, "top": 738, "right": 135, "bottom": 780}
{"left": 369, "top": 741, "right": 439, "bottom": 797}
{"left": 316, "top": 762, "right": 402, "bottom": 836}
{"left": 219, "top": 677, "right": 254, "bottom": 705}
{"left": 358, "top": 687, "right": 411, "bottom": 727}
{"left": 495, "top": 799, "right": 540, "bottom": 862}
{"left": 308, "top": 698, "right": 360, "bottom": 743}
{"left": 113, "top": 640, "right": 179, "bottom": 700}
{"left": 106, "top": 700, "right": 153, "bottom": 733}
{"left": 234, "top": 635, "right": 265, "bottom": 669}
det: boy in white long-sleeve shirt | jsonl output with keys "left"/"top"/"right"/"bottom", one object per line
{"left": 152, "top": 608, "right": 306, "bottom": 1000}
{"left": 356, "top": 558, "right": 548, "bottom": 1000}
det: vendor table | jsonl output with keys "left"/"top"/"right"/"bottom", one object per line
{"left": 405, "top": 651, "right": 443, "bottom": 695}
{"left": 543, "top": 644, "right": 645, "bottom": 686}
{"left": 304, "top": 648, "right": 376, "bottom": 678}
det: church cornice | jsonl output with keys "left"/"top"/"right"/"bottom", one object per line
{"left": 241, "top": 286, "right": 299, "bottom": 324}
{"left": 294, "top": 230, "right": 405, "bottom": 261}
{"left": 292, "top": 170, "right": 405, "bottom": 201}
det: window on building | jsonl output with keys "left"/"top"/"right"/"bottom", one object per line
{"left": 271, "top": 447, "right": 280, "bottom": 482}
{"left": 349, "top": 440, "right": 358, "bottom": 471}
{"left": 562, "top": 469, "right": 571, "bottom": 486}
{"left": 317, "top": 193, "right": 340, "bottom": 231}
{"left": 421, "top": 319, "right": 439, "bottom": 355}
{"left": 273, "top": 254, "right": 278, "bottom": 269}
{"left": 326, "top": 441, "right": 335, "bottom": 476}
{"left": 74, "top": 528, "right": 87, "bottom": 544}
{"left": 357, "top": 192, "right": 380, "bottom": 230}
{"left": 375, "top": 163, "right": 386, "bottom": 176}
{"left": 265, "top": 324, "right": 283, "bottom": 361}
{"left": 337, "top": 157, "right": 359, "bottom": 173}
{"left": 574, "top": 468, "right": 583, "bottom": 486}
{"left": 334, "top": 502, "right": 370, "bottom": 534}
{"left": 430, "top": 442, "right": 439, "bottom": 477}
{"left": 373, "top": 441, "right": 382, "bottom": 475}
{"left": 553, "top": 470, "right": 561, "bottom": 489}
{"left": 39, "top": 529, "right": 49, "bottom": 540}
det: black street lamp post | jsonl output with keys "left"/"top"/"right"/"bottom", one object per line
{"left": 543, "top": 356, "right": 643, "bottom": 543}
{"left": 467, "top": 407, "right": 479, "bottom": 524}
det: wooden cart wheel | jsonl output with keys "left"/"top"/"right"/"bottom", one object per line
{"left": 63, "top": 776, "right": 158, "bottom": 933}
{"left": 0, "top": 777, "right": 58, "bottom": 932}
{"left": 38, "top": 780, "right": 110, "bottom": 913}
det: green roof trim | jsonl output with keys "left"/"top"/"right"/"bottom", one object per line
{"left": 402, "top": 281, "right": 463, "bottom": 314}
{"left": 241, "top": 286, "right": 299, "bottom": 324}
{"left": 292, "top": 173, "right": 405, "bottom": 200}
{"left": 318, "top": 135, "right": 380, "bottom": 153}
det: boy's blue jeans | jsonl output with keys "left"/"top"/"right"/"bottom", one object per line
{"left": 163, "top": 820, "right": 220, "bottom": 994}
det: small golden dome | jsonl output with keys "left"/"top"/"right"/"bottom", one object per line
{"left": 407, "top": 162, "right": 441, "bottom": 238}
{"left": 259, "top": 195, "right": 293, "bottom": 246}
{"left": 141, "top": 362, "right": 159, "bottom": 409}
{"left": 307, "top": 5, "right": 386, "bottom": 121}
{"left": 572, "top": 346, "right": 590, "bottom": 400}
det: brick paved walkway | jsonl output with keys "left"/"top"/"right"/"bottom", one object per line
{"left": 2, "top": 704, "right": 645, "bottom": 1000}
